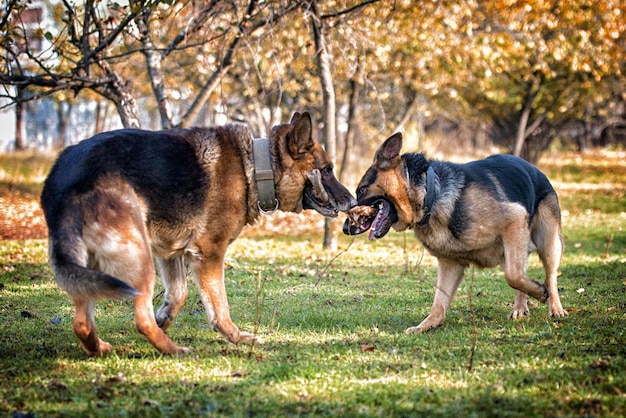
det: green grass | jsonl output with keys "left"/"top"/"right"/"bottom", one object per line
{"left": 538, "top": 150, "right": 626, "bottom": 215}
{"left": 0, "top": 151, "right": 625, "bottom": 417}
{"left": 0, "top": 152, "right": 55, "bottom": 196}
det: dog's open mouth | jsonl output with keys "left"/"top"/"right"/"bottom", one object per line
{"left": 343, "top": 199, "right": 397, "bottom": 239}
{"left": 302, "top": 181, "right": 338, "bottom": 217}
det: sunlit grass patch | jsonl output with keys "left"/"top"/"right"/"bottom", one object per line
{"left": 0, "top": 151, "right": 625, "bottom": 416}
{"left": 540, "top": 150, "right": 626, "bottom": 215}
{"left": 0, "top": 152, "right": 55, "bottom": 195}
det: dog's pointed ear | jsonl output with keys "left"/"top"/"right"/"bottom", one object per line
{"left": 290, "top": 112, "right": 302, "bottom": 125}
{"left": 374, "top": 132, "right": 403, "bottom": 169}
{"left": 287, "top": 112, "right": 314, "bottom": 158}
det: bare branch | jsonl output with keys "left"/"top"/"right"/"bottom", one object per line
{"left": 321, "top": 0, "right": 380, "bottom": 20}
{"left": 77, "top": 1, "right": 143, "bottom": 67}
{"left": 162, "top": 0, "right": 222, "bottom": 57}
{"left": 181, "top": 0, "right": 304, "bottom": 127}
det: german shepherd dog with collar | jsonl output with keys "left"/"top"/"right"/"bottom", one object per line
{"left": 343, "top": 133, "right": 567, "bottom": 333}
{"left": 41, "top": 112, "right": 356, "bottom": 356}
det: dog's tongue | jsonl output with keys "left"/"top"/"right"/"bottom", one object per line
{"left": 368, "top": 222, "right": 378, "bottom": 240}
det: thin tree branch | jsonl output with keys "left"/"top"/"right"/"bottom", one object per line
{"left": 321, "top": 0, "right": 380, "bottom": 20}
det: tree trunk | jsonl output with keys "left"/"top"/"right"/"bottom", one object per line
{"left": 57, "top": 100, "right": 71, "bottom": 149}
{"left": 110, "top": 84, "right": 141, "bottom": 129}
{"left": 416, "top": 104, "right": 425, "bottom": 151}
{"left": 513, "top": 76, "right": 542, "bottom": 158}
{"left": 309, "top": 0, "right": 339, "bottom": 250}
{"left": 100, "top": 64, "right": 141, "bottom": 129}
{"left": 15, "top": 86, "right": 25, "bottom": 151}
{"left": 137, "top": 11, "right": 173, "bottom": 129}
{"left": 94, "top": 101, "right": 104, "bottom": 134}
{"left": 394, "top": 89, "right": 418, "bottom": 133}
{"left": 580, "top": 105, "right": 592, "bottom": 150}
{"left": 394, "top": 90, "right": 418, "bottom": 150}
{"left": 513, "top": 103, "right": 531, "bottom": 157}
{"left": 339, "top": 71, "right": 361, "bottom": 182}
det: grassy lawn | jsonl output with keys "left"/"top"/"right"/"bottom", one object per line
{"left": 0, "top": 150, "right": 624, "bottom": 417}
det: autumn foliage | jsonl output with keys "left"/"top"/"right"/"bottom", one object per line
{"left": 0, "top": 188, "right": 47, "bottom": 240}
{"left": 0, "top": 185, "right": 327, "bottom": 241}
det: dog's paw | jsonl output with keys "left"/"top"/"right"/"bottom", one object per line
{"left": 85, "top": 339, "right": 113, "bottom": 357}
{"left": 238, "top": 331, "right": 264, "bottom": 346}
{"left": 509, "top": 309, "right": 530, "bottom": 319}
{"left": 405, "top": 326, "right": 424, "bottom": 334}
{"left": 155, "top": 311, "right": 174, "bottom": 331}
{"left": 549, "top": 307, "right": 568, "bottom": 318}
{"left": 405, "top": 324, "right": 437, "bottom": 334}
{"left": 171, "top": 346, "right": 192, "bottom": 356}
{"left": 406, "top": 314, "right": 443, "bottom": 334}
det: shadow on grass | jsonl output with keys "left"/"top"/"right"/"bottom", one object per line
{"left": 2, "top": 252, "right": 625, "bottom": 416}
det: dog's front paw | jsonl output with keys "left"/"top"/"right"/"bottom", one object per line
{"left": 509, "top": 309, "right": 530, "bottom": 319}
{"left": 405, "top": 326, "right": 425, "bottom": 334}
{"left": 406, "top": 314, "right": 443, "bottom": 334}
{"left": 171, "top": 346, "right": 192, "bottom": 356}
{"left": 85, "top": 340, "right": 113, "bottom": 357}
{"left": 405, "top": 324, "right": 437, "bottom": 334}
{"left": 237, "top": 331, "right": 264, "bottom": 345}
{"left": 549, "top": 306, "right": 568, "bottom": 318}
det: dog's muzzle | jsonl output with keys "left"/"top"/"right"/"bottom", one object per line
{"left": 343, "top": 199, "right": 397, "bottom": 239}
{"left": 302, "top": 169, "right": 337, "bottom": 217}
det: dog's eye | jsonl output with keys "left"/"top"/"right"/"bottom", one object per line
{"left": 320, "top": 165, "right": 333, "bottom": 177}
{"left": 357, "top": 186, "right": 367, "bottom": 197}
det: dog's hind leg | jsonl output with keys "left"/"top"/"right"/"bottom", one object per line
{"left": 406, "top": 258, "right": 465, "bottom": 333}
{"left": 72, "top": 298, "right": 112, "bottom": 356}
{"left": 533, "top": 197, "right": 567, "bottom": 318}
{"left": 83, "top": 181, "right": 190, "bottom": 355}
{"left": 120, "top": 231, "right": 190, "bottom": 355}
{"left": 155, "top": 257, "right": 188, "bottom": 331}
{"left": 502, "top": 209, "right": 550, "bottom": 303}
{"left": 132, "top": 267, "right": 190, "bottom": 355}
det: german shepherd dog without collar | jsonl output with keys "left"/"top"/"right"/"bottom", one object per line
{"left": 41, "top": 112, "right": 356, "bottom": 356}
{"left": 343, "top": 133, "right": 567, "bottom": 333}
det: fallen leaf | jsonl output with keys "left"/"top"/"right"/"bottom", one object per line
{"left": 360, "top": 344, "right": 375, "bottom": 352}
{"left": 0, "top": 189, "right": 48, "bottom": 240}
{"left": 107, "top": 373, "right": 126, "bottom": 383}
{"left": 590, "top": 359, "right": 610, "bottom": 370}
{"left": 231, "top": 370, "right": 249, "bottom": 377}
{"left": 47, "top": 380, "right": 67, "bottom": 391}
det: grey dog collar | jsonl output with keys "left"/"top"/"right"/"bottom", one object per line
{"left": 252, "top": 137, "right": 279, "bottom": 214}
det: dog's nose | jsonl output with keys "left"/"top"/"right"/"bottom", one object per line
{"left": 337, "top": 192, "right": 357, "bottom": 212}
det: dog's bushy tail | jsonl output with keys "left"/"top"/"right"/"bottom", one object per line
{"left": 52, "top": 258, "right": 139, "bottom": 300}
{"left": 46, "top": 207, "right": 139, "bottom": 301}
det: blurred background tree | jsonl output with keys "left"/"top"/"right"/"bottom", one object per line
{"left": 1, "top": 0, "right": 624, "bottom": 245}
{"left": 2, "top": 0, "right": 623, "bottom": 159}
